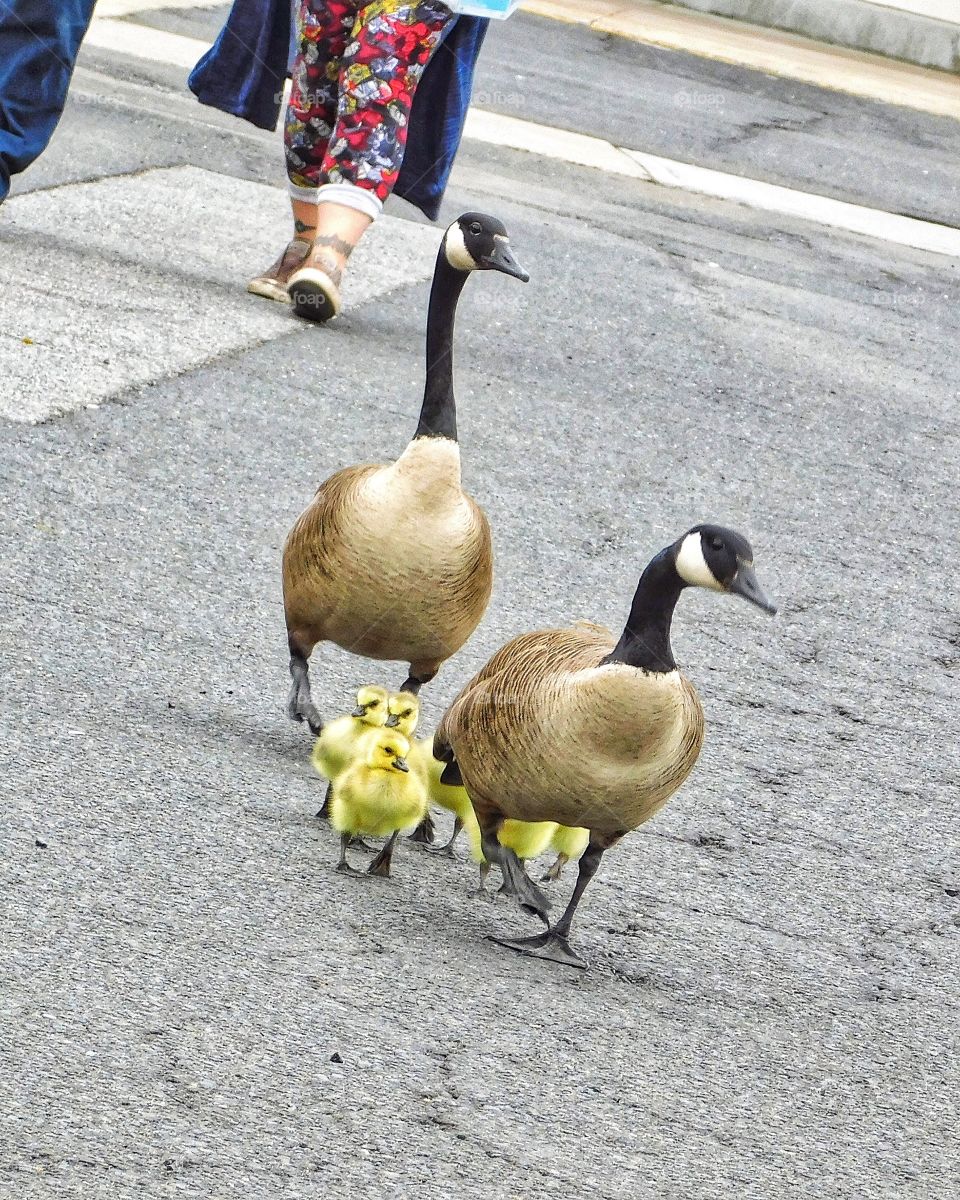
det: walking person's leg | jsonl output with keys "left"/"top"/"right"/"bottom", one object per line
{"left": 248, "top": 0, "right": 356, "bottom": 301}
{"left": 288, "top": 0, "right": 454, "bottom": 323}
{"left": 0, "top": 0, "right": 97, "bottom": 202}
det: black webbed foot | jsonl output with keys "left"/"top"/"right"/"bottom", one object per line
{"left": 406, "top": 814, "right": 435, "bottom": 845}
{"left": 487, "top": 930, "right": 587, "bottom": 970}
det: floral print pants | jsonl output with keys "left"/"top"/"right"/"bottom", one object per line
{"left": 285, "top": 0, "right": 454, "bottom": 215}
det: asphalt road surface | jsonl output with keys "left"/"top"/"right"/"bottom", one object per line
{"left": 2, "top": 7, "right": 959, "bottom": 1199}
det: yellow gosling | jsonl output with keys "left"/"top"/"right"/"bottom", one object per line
{"left": 310, "top": 685, "right": 389, "bottom": 820}
{"left": 330, "top": 731, "right": 427, "bottom": 878}
{"left": 541, "top": 825, "right": 590, "bottom": 883}
{"left": 385, "top": 693, "right": 436, "bottom": 847}
{"left": 408, "top": 734, "right": 479, "bottom": 856}
{"left": 312, "top": 685, "right": 390, "bottom": 781}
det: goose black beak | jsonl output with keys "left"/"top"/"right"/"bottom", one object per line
{"left": 393, "top": 757, "right": 410, "bottom": 773}
{"left": 384, "top": 714, "right": 400, "bottom": 728}
{"left": 351, "top": 706, "right": 366, "bottom": 718}
{"left": 728, "top": 563, "right": 777, "bottom": 615}
{"left": 481, "top": 241, "right": 529, "bottom": 282}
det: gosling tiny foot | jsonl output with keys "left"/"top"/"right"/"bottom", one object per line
{"left": 406, "top": 814, "right": 435, "bottom": 846}
{"left": 349, "top": 836, "right": 378, "bottom": 853}
{"left": 540, "top": 856, "right": 565, "bottom": 884}
{"left": 487, "top": 930, "right": 587, "bottom": 970}
{"left": 469, "top": 885, "right": 495, "bottom": 901}
{"left": 367, "top": 833, "right": 397, "bottom": 878}
{"left": 426, "top": 843, "right": 456, "bottom": 859}
{"left": 336, "top": 861, "right": 362, "bottom": 877}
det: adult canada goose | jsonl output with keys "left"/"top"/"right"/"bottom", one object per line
{"left": 282, "top": 213, "right": 528, "bottom": 736}
{"left": 433, "top": 524, "right": 776, "bottom": 968}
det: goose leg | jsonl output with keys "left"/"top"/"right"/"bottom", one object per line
{"left": 407, "top": 814, "right": 436, "bottom": 845}
{"left": 427, "top": 816, "right": 463, "bottom": 858}
{"left": 469, "top": 860, "right": 493, "bottom": 899}
{"left": 540, "top": 852, "right": 569, "bottom": 883}
{"left": 478, "top": 815, "right": 551, "bottom": 923}
{"left": 335, "top": 833, "right": 361, "bottom": 876}
{"left": 316, "top": 781, "right": 333, "bottom": 819}
{"left": 398, "top": 668, "right": 435, "bottom": 697}
{"left": 367, "top": 831, "right": 400, "bottom": 878}
{"left": 287, "top": 639, "right": 323, "bottom": 735}
{"left": 491, "top": 842, "right": 605, "bottom": 970}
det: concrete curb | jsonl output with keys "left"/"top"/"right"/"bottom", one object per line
{"left": 521, "top": 1, "right": 960, "bottom": 119}
{"left": 666, "top": 0, "right": 960, "bottom": 72}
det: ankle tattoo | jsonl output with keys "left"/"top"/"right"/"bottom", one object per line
{"left": 308, "top": 248, "right": 343, "bottom": 287}
{"left": 313, "top": 234, "right": 356, "bottom": 260}
{"left": 294, "top": 218, "right": 315, "bottom": 236}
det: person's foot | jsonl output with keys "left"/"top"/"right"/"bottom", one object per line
{"left": 247, "top": 238, "right": 311, "bottom": 303}
{"left": 288, "top": 247, "right": 343, "bottom": 324}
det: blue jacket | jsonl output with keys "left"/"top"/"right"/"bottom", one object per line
{"left": 0, "top": 0, "right": 97, "bottom": 199}
{"left": 188, "top": 0, "right": 488, "bottom": 220}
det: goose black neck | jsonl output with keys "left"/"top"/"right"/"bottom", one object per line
{"left": 602, "top": 548, "right": 683, "bottom": 672}
{"left": 414, "top": 252, "right": 469, "bottom": 442}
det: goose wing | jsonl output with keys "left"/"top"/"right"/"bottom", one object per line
{"left": 434, "top": 623, "right": 615, "bottom": 774}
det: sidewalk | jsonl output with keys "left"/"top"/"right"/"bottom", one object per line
{"left": 523, "top": 0, "right": 960, "bottom": 119}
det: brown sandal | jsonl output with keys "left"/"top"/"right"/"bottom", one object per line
{"left": 247, "top": 238, "right": 311, "bottom": 303}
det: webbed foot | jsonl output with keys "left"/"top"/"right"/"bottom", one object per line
{"left": 407, "top": 814, "right": 435, "bottom": 846}
{"left": 336, "top": 861, "right": 362, "bottom": 877}
{"left": 367, "top": 832, "right": 398, "bottom": 878}
{"left": 499, "top": 853, "right": 552, "bottom": 922}
{"left": 349, "top": 836, "right": 378, "bottom": 853}
{"left": 487, "top": 930, "right": 587, "bottom": 970}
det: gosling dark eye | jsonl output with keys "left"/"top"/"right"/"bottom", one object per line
{"left": 469, "top": 222, "right": 482, "bottom": 236}
{"left": 368, "top": 700, "right": 379, "bottom": 708}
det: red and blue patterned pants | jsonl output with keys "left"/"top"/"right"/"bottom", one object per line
{"left": 285, "top": 0, "right": 454, "bottom": 217}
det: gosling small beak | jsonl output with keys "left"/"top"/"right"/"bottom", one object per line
{"left": 384, "top": 713, "right": 400, "bottom": 728}
{"left": 394, "top": 756, "right": 410, "bottom": 773}
{"left": 350, "top": 706, "right": 366, "bottom": 718}
{"left": 481, "top": 240, "right": 529, "bottom": 282}
{"left": 728, "top": 563, "right": 777, "bottom": 615}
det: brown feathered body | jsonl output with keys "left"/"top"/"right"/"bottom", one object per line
{"left": 435, "top": 621, "right": 705, "bottom": 838}
{"left": 283, "top": 437, "right": 492, "bottom": 679}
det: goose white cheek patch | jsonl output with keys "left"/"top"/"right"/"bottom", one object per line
{"left": 675, "top": 533, "right": 724, "bottom": 591}
{"left": 444, "top": 224, "right": 477, "bottom": 272}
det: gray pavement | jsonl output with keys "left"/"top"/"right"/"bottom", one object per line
{"left": 2, "top": 8, "right": 960, "bottom": 1200}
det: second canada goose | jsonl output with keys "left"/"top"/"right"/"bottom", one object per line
{"left": 433, "top": 524, "right": 776, "bottom": 968}
{"left": 282, "top": 213, "right": 528, "bottom": 736}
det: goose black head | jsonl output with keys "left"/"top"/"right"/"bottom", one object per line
{"left": 442, "top": 212, "right": 529, "bottom": 281}
{"left": 673, "top": 525, "right": 777, "bottom": 615}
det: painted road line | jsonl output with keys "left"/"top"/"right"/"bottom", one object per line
{"left": 84, "top": 16, "right": 960, "bottom": 261}
{"left": 1, "top": 167, "right": 442, "bottom": 424}
{"left": 84, "top": 17, "right": 206, "bottom": 70}
{"left": 95, "top": 0, "right": 226, "bottom": 14}
{"left": 464, "top": 109, "right": 960, "bottom": 260}
{"left": 521, "top": 0, "right": 960, "bottom": 122}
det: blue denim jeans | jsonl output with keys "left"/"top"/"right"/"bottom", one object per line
{"left": 0, "top": 0, "right": 97, "bottom": 200}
